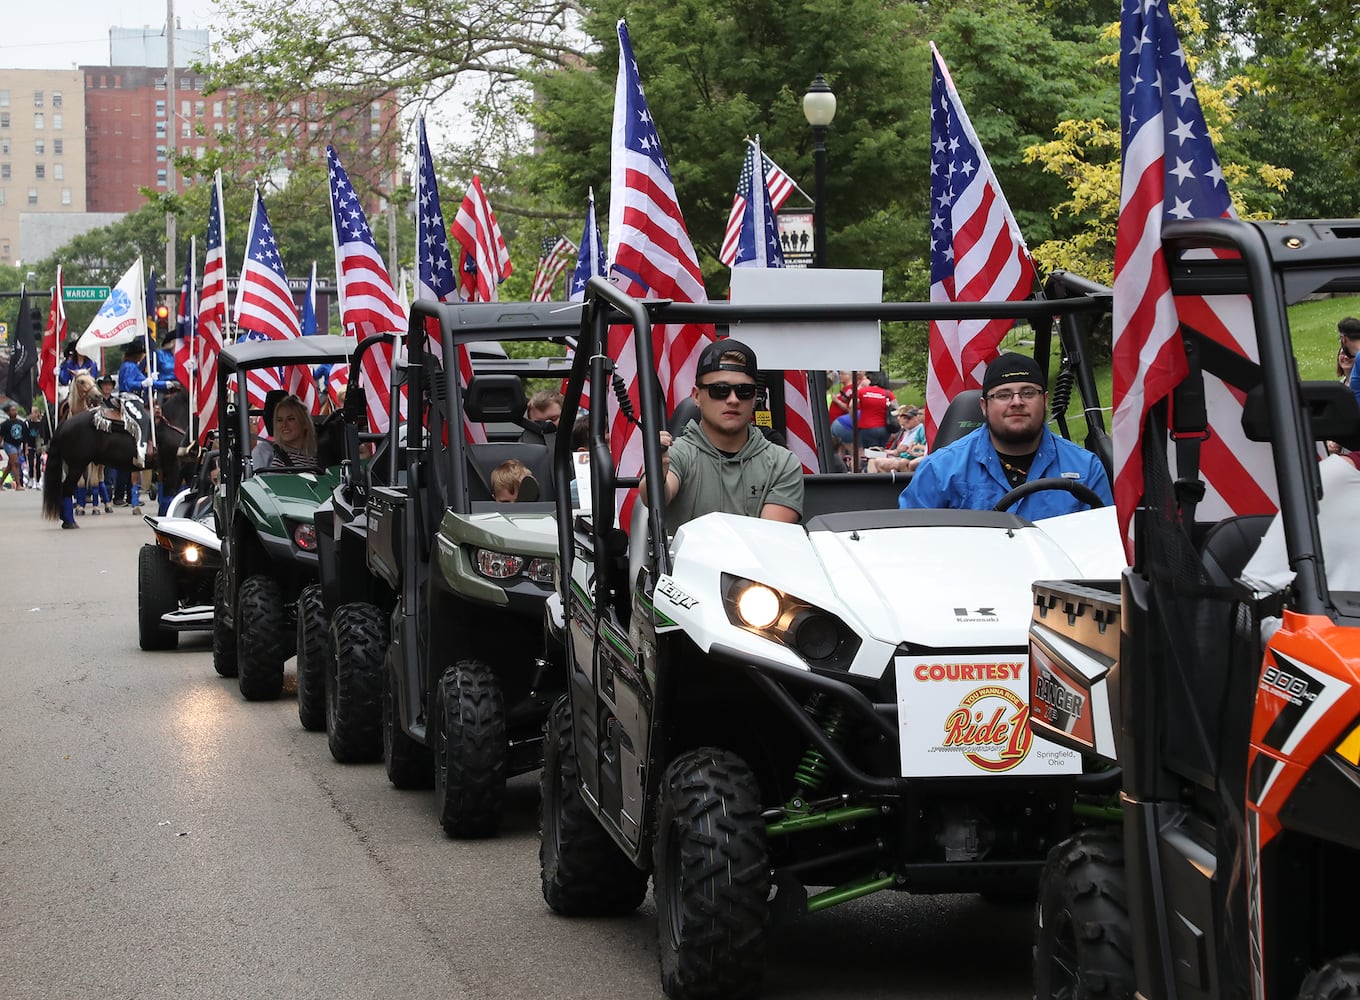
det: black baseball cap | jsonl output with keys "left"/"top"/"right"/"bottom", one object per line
{"left": 695, "top": 338, "right": 758, "bottom": 380}
{"left": 982, "top": 353, "right": 1044, "bottom": 394}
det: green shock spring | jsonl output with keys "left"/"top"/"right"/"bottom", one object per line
{"left": 792, "top": 695, "right": 847, "bottom": 798}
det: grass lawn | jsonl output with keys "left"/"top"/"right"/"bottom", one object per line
{"left": 1044, "top": 294, "right": 1360, "bottom": 429}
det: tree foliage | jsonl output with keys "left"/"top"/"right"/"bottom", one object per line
{"left": 1023, "top": 2, "right": 1290, "bottom": 286}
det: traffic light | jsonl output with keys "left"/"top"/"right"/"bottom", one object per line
{"left": 155, "top": 303, "right": 171, "bottom": 341}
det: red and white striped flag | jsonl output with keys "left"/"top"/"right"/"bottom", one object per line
{"left": 720, "top": 141, "right": 797, "bottom": 267}
{"left": 234, "top": 185, "right": 317, "bottom": 414}
{"left": 530, "top": 235, "right": 578, "bottom": 303}
{"left": 924, "top": 43, "right": 1037, "bottom": 443}
{"left": 416, "top": 116, "right": 486, "bottom": 444}
{"left": 195, "top": 170, "right": 227, "bottom": 444}
{"left": 450, "top": 175, "right": 512, "bottom": 304}
{"left": 607, "top": 20, "right": 714, "bottom": 512}
{"left": 1112, "top": 2, "right": 1276, "bottom": 557}
{"left": 327, "top": 144, "right": 404, "bottom": 433}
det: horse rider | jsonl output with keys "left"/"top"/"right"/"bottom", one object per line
{"left": 116, "top": 340, "right": 176, "bottom": 483}
{"left": 59, "top": 343, "right": 100, "bottom": 385}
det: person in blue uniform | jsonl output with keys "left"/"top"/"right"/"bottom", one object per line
{"left": 115, "top": 341, "right": 175, "bottom": 509}
{"left": 898, "top": 353, "right": 1111, "bottom": 521}
{"left": 58, "top": 344, "right": 99, "bottom": 386}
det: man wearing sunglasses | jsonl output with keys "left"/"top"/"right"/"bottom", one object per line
{"left": 897, "top": 353, "right": 1111, "bottom": 520}
{"left": 650, "top": 338, "right": 803, "bottom": 527}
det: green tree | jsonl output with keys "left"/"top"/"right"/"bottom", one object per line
{"left": 1023, "top": 2, "right": 1290, "bottom": 286}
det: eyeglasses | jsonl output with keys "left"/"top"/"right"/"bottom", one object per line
{"left": 984, "top": 387, "right": 1045, "bottom": 403}
{"left": 698, "top": 382, "right": 757, "bottom": 401}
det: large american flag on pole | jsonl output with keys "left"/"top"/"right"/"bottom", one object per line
{"left": 195, "top": 170, "right": 227, "bottom": 444}
{"left": 530, "top": 235, "right": 578, "bottom": 303}
{"left": 234, "top": 186, "right": 318, "bottom": 414}
{"left": 731, "top": 137, "right": 819, "bottom": 473}
{"left": 416, "top": 116, "right": 485, "bottom": 444}
{"left": 607, "top": 19, "right": 713, "bottom": 502}
{"left": 925, "top": 43, "right": 1038, "bottom": 444}
{"left": 720, "top": 141, "right": 797, "bottom": 267}
{"left": 327, "top": 144, "right": 404, "bottom": 433}
{"left": 450, "top": 175, "right": 512, "bottom": 304}
{"left": 1112, "top": 0, "right": 1276, "bottom": 556}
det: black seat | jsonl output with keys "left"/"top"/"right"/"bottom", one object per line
{"left": 466, "top": 442, "right": 555, "bottom": 503}
{"left": 261, "top": 388, "right": 289, "bottom": 436}
{"left": 1200, "top": 513, "right": 1275, "bottom": 586}
{"left": 931, "top": 389, "right": 984, "bottom": 450}
{"left": 668, "top": 397, "right": 700, "bottom": 438}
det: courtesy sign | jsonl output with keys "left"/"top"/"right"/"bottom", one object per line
{"left": 896, "top": 654, "right": 1081, "bottom": 777}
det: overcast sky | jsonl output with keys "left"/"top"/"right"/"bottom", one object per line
{"left": 0, "top": 1, "right": 219, "bottom": 70}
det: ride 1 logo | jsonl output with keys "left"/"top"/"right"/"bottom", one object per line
{"left": 942, "top": 686, "right": 1033, "bottom": 772}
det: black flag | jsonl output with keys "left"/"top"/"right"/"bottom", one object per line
{"left": 6, "top": 286, "right": 36, "bottom": 411}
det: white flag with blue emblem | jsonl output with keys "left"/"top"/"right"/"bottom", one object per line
{"left": 76, "top": 257, "right": 147, "bottom": 354}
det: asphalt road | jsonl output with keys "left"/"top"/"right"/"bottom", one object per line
{"left": 0, "top": 487, "right": 1034, "bottom": 1000}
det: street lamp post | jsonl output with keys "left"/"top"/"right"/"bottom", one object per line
{"left": 802, "top": 73, "right": 837, "bottom": 270}
{"left": 803, "top": 74, "right": 845, "bottom": 467}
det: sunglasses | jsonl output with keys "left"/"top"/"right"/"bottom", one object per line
{"left": 698, "top": 382, "right": 758, "bottom": 401}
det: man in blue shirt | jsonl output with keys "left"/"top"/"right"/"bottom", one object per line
{"left": 898, "top": 353, "right": 1112, "bottom": 520}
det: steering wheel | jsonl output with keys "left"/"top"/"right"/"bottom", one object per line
{"left": 993, "top": 476, "right": 1105, "bottom": 513}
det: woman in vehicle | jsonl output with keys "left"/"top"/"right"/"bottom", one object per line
{"left": 250, "top": 395, "right": 318, "bottom": 470}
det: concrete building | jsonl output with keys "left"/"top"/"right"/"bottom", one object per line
{"left": 0, "top": 70, "right": 87, "bottom": 265}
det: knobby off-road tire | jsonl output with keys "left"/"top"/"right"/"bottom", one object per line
{"left": 212, "top": 571, "right": 237, "bottom": 677}
{"left": 294, "top": 584, "right": 329, "bottom": 732}
{"left": 137, "top": 544, "right": 179, "bottom": 651}
{"left": 326, "top": 602, "right": 385, "bottom": 763}
{"left": 1299, "top": 955, "right": 1360, "bottom": 1000}
{"left": 236, "top": 574, "right": 287, "bottom": 701}
{"left": 434, "top": 660, "right": 506, "bottom": 838}
{"left": 540, "top": 696, "right": 648, "bottom": 916}
{"left": 1033, "top": 830, "right": 1137, "bottom": 1000}
{"left": 383, "top": 643, "right": 433, "bottom": 789}
{"left": 654, "top": 748, "right": 770, "bottom": 1000}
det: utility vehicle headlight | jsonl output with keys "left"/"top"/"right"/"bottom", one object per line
{"left": 292, "top": 522, "right": 318, "bottom": 552}
{"left": 181, "top": 544, "right": 202, "bottom": 565}
{"left": 525, "top": 558, "right": 555, "bottom": 585}
{"left": 735, "top": 583, "right": 781, "bottom": 629}
{"left": 475, "top": 548, "right": 526, "bottom": 579}
{"left": 720, "top": 573, "right": 861, "bottom": 671}
{"left": 1337, "top": 720, "right": 1360, "bottom": 767}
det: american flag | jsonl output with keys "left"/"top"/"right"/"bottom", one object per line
{"left": 530, "top": 235, "right": 578, "bottom": 303}
{"left": 720, "top": 141, "right": 796, "bottom": 266}
{"left": 37, "top": 264, "right": 65, "bottom": 408}
{"left": 327, "top": 144, "right": 404, "bottom": 432}
{"left": 301, "top": 260, "right": 318, "bottom": 336}
{"left": 233, "top": 186, "right": 317, "bottom": 413}
{"left": 1112, "top": 0, "right": 1276, "bottom": 555}
{"left": 569, "top": 189, "right": 606, "bottom": 302}
{"left": 731, "top": 138, "right": 818, "bottom": 473}
{"left": 416, "top": 116, "right": 485, "bottom": 444}
{"left": 450, "top": 174, "right": 512, "bottom": 303}
{"left": 924, "top": 43, "right": 1037, "bottom": 443}
{"left": 607, "top": 19, "right": 713, "bottom": 502}
{"left": 174, "top": 236, "right": 197, "bottom": 391}
{"left": 195, "top": 170, "right": 227, "bottom": 444}
{"left": 732, "top": 138, "right": 785, "bottom": 270}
